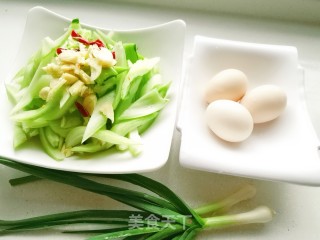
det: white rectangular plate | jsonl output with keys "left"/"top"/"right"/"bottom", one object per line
{"left": 178, "top": 35, "right": 320, "bottom": 186}
{"left": 0, "top": 6, "right": 186, "bottom": 174}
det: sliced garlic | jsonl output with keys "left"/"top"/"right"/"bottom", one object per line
{"left": 58, "top": 50, "right": 80, "bottom": 64}
{"left": 47, "top": 78, "right": 67, "bottom": 101}
{"left": 42, "top": 63, "right": 62, "bottom": 78}
{"left": 92, "top": 47, "right": 116, "bottom": 68}
{"left": 60, "top": 64, "right": 76, "bottom": 72}
{"left": 83, "top": 94, "right": 97, "bottom": 115}
{"left": 80, "top": 85, "right": 94, "bottom": 97}
{"left": 77, "top": 69, "right": 93, "bottom": 84}
{"left": 50, "top": 78, "right": 61, "bottom": 88}
{"left": 87, "top": 58, "right": 102, "bottom": 81}
{"left": 68, "top": 80, "right": 84, "bottom": 96}
{"left": 39, "top": 86, "right": 51, "bottom": 100}
{"left": 61, "top": 72, "right": 78, "bottom": 85}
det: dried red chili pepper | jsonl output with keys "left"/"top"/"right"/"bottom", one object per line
{"left": 56, "top": 47, "right": 66, "bottom": 55}
{"left": 91, "top": 39, "right": 104, "bottom": 48}
{"left": 112, "top": 51, "right": 116, "bottom": 59}
{"left": 71, "top": 30, "right": 105, "bottom": 48}
{"left": 75, "top": 102, "right": 90, "bottom": 117}
{"left": 71, "top": 30, "right": 81, "bottom": 38}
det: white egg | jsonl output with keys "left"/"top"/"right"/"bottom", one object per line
{"left": 205, "top": 100, "right": 254, "bottom": 142}
{"left": 241, "top": 85, "right": 287, "bottom": 124}
{"left": 204, "top": 69, "right": 249, "bottom": 103}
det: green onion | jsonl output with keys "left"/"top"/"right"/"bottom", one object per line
{"left": 194, "top": 184, "right": 257, "bottom": 215}
{"left": 0, "top": 158, "right": 274, "bottom": 239}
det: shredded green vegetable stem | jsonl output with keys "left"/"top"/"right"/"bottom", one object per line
{"left": 0, "top": 158, "right": 274, "bottom": 239}
{"left": 7, "top": 18, "right": 170, "bottom": 160}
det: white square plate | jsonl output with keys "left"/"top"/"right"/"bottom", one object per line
{"left": 178, "top": 35, "right": 320, "bottom": 186}
{"left": 0, "top": 6, "right": 186, "bottom": 174}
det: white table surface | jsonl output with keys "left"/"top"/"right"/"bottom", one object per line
{"left": 1, "top": 1, "right": 320, "bottom": 239}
